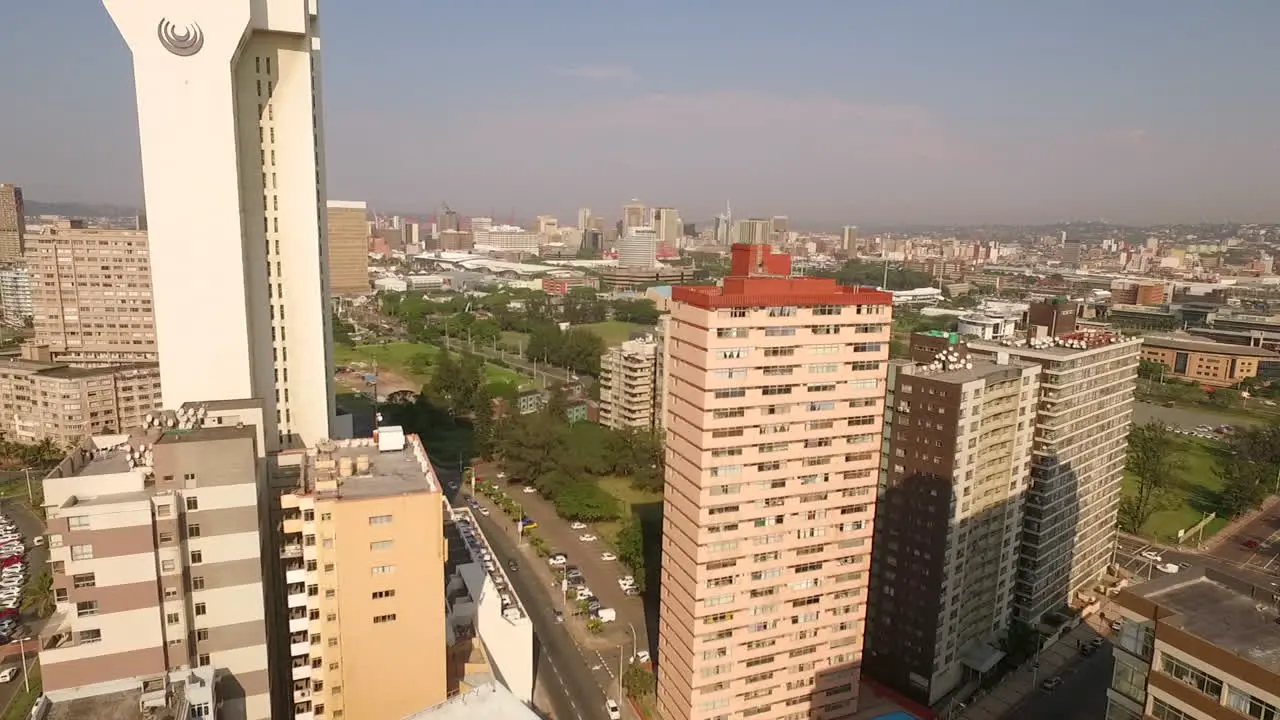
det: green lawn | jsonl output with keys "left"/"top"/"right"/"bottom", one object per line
{"left": 1123, "top": 436, "right": 1231, "bottom": 542}
{"left": 579, "top": 321, "right": 649, "bottom": 346}
{"left": 499, "top": 331, "right": 529, "bottom": 352}
{"left": 595, "top": 476, "right": 662, "bottom": 546}
{"left": 335, "top": 342, "right": 534, "bottom": 388}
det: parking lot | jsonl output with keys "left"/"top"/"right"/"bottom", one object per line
{"left": 464, "top": 483, "right": 651, "bottom": 716}
{"left": 0, "top": 499, "right": 45, "bottom": 714}
{"left": 1210, "top": 497, "right": 1280, "bottom": 575}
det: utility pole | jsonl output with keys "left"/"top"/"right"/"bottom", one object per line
{"left": 18, "top": 635, "right": 28, "bottom": 692}
{"left": 617, "top": 643, "right": 624, "bottom": 703}
{"left": 22, "top": 467, "right": 32, "bottom": 505}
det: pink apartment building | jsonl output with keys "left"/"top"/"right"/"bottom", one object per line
{"left": 657, "top": 244, "right": 893, "bottom": 720}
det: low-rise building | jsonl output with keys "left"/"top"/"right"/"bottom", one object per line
{"left": 0, "top": 343, "right": 161, "bottom": 445}
{"left": 1140, "top": 333, "right": 1276, "bottom": 387}
{"left": 1107, "top": 566, "right": 1280, "bottom": 720}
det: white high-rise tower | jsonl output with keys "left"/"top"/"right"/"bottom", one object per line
{"left": 102, "top": 0, "right": 335, "bottom": 450}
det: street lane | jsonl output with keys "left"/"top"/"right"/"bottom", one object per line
{"left": 1003, "top": 643, "right": 1113, "bottom": 720}
{"left": 461, "top": 492, "right": 613, "bottom": 720}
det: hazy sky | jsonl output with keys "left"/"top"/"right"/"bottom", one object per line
{"left": 3, "top": 1, "right": 1279, "bottom": 227}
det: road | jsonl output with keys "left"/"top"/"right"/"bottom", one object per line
{"left": 1114, "top": 533, "right": 1280, "bottom": 585}
{"left": 1006, "top": 643, "right": 1113, "bottom": 720}
{"left": 0, "top": 500, "right": 45, "bottom": 714}
{"left": 437, "top": 472, "right": 612, "bottom": 720}
{"left": 1130, "top": 401, "right": 1258, "bottom": 429}
{"left": 1211, "top": 499, "right": 1280, "bottom": 573}
{"left": 437, "top": 337, "right": 588, "bottom": 390}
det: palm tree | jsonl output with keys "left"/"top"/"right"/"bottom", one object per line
{"left": 22, "top": 570, "right": 55, "bottom": 619}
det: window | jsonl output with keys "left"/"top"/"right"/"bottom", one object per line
{"left": 76, "top": 601, "right": 99, "bottom": 617}
{"left": 1150, "top": 699, "right": 1194, "bottom": 720}
{"left": 161, "top": 559, "right": 176, "bottom": 572}
{"left": 373, "top": 614, "right": 397, "bottom": 624}
{"left": 372, "top": 590, "right": 396, "bottom": 600}
{"left": 1110, "top": 659, "right": 1147, "bottom": 704}
{"left": 68, "top": 516, "right": 90, "bottom": 530}
{"left": 194, "top": 603, "right": 207, "bottom": 617}
{"left": 197, "top": 629, "right": 209, "bottom": 642}
{"left": 187, "top": 524, "right": 201, "bottom": 538}
{"left": 372, "top": 565, "right": 395, "bottom": 575}
{"left": 72, "top": 573, "right": 96, "bottom": 589}
{"left": 71, "top": 544, "right": 93, "bottom": 560}
{"left": 1160, "top": 653, "right": 1223, "bottom": 698}
{"left": 191, "top": 576, "right": 205, "bottom": 590}
{"left": 164, "top": 587, "right": 179, "bottom": 600}
{"left": 1226, "top": 686, "right": 1280, "bottom": 720}
{"left": 368, "top": 515, "right": 393, "bottom": 525}
{"left": 77, "top": 629, "right": 102, "bottom": 645}
{"left": 159, "top": 531, "right": 174, "bottom": 543}
{"left": 190, "top": 550, "right": 203, "bottom": 564}
{"left": 369, "top": 540, "right": 394, "bottom": 551}
{"left": 166, "top": 612, "right": 180, "bottom": 625}
{"left": 198, "top": 653, "right": 211, "bottom": 667}
{"left": 190, "top": 703, "right": 211, "bottom": 719}
{"left": 186, "top": 496, "right": 199, "bottom": 511}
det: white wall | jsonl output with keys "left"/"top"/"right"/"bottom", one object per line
{"left": 190, "top": 584, "right": 267, "bottom": 627}
{"left": 43, "top": 607, "right": 166, "bottom": 665}
{"left": 188, "top": 532, "right": 262, "bottom": 565}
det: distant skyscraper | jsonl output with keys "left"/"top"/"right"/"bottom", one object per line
{"left": 103, "top": 0, "right": 335, "bottom": 449}
{"left": 577, "top": 207, "right": 592, "bottom": 231}
{"left": 842, "top": 225, "right": 858, "bottom": 253}
{"left": 439, "top": 208, "right": 460, "bottom": 232}
{"left": 617, "top": 227, "right": 658, "bottom": 269}
{"left": 327, "top": 201, "right": 371, "bottom": 295}
{"left": 732, "top": 217, "right": 771, "bottom": 246}
{"left": 622, "top": 201, "right": 646, "bottom": 233}
{"left": 653, "top": 207, "right": 682, "bottom": 247}
{"left": 0, "top": 183, "right": 24, "bottom": 263}
{"left": 770, "top": 215, "right": 789, "bottom": 245}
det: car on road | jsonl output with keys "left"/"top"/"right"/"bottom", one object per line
{"left": 1110, "top": 620, "right": 1123, "bottom": 632}
{"left": 587, "top": 600, "right": 602, "bottom": 613}
{"left": 606, "top": 699, "right": 621, "bottom": 720}
{"left": 1080, "top": 644, "right": 1096, "bottom": 657}
{"left": 1090, "top": 637, "right": 1105, "bottom": 649}
{"left": 31, "top": 537, "right": 43, "bottom": 547}
{"left": 570, "top": 522, "right": 588, "bottom": 530}
{"left": 522, "top": 486, "right": 537, "bottom": 494}
{"left": 553, "top": 610, "right": 563, "bottom": 624}
{"left": 600, "top": 552, "right": 617, "bottom": 561}
{"left": 1041, "top": 677, "right": 1062, "bottom": 691}
{"left": 0, "top": 667, "right": 17, "bottom": 683}
{"left": 578, "top": 534, "right": 597, "bottom": 542}
{"left": 618, "top": 576, "right": 635, "bottom": 589}
{"left": 1178, "top": 561, "right": 1191, "bottom": 569}
{"left": 1141, "top": 550, "right": 1163, "bottom": 562}
{"left": 632, "top": 650, "right": 651, "bottom": 664}
{"left": 1157, "top": 563, "right": 1180, "bottom": 574}
{"left": 1245, "top": 539, "right": 1260, "bottom": 550}
{"left": 548, "top": 554, "right": 567, "bottom": 566}
{"left": 507, "top": 559, "right": 519, "bottom": 572}
{"left": 479, "top": 508, "right": 490, "bottom": 516}
{"left": 577, "top": 587, "right": 595, "bottom": 600}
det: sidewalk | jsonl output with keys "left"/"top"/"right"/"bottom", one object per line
{"left": 957, "top": 621, "right": 1108, "bottom": 720}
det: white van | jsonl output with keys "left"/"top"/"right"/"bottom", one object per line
{"left": 596, "top": 608, "right": 616, "bottom": 623}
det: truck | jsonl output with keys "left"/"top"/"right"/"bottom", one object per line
{"left": 596, "top": 607, "right": 616, "bottom": 623}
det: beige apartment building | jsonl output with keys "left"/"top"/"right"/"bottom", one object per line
{"left": 0, "top": 343, "right": 161, "bottom": 445}
{"left": 864, "top": 333, "right": 1040, "bottom": 709}
{"left": 27, "top": 224, "right": 156, "bottom": 365}
{"left": 0, "top": 183, "right": 23, "bottom": 263}
{"left": 39, "top": 400, "right": 275, "bottom": 720}
{"left": 326, "top": 201, "right": 370, "bottom": 296}
{"left": 1106, "top": 566, "right": 1280, "bottom": 720}
{"left": 277, "top": 428, "right": 448, "bottom": 720}
{"left": 968, "top": 304, "right": 1141, "bottom": 626}
{"left": 599, "top": 336, "right": 661, "bottom": 431}
{"left": 658, "top": 244, "right": 893, "bottom": 720}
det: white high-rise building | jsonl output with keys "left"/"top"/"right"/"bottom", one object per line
{"left": 102, "top": 0, "right": 335, "bottom": 450}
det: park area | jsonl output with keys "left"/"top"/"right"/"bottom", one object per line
{"left": 1122, "top": 435, "right": 1230, "bottom": 542}
{"left": 334, "top": 341, "right": 534, "bottom": 390}
{"left": 498, "top": 320, "right": 650, "bottom": 351}
{"left": 594, "top": 475, "right": 662, "bottom": 546}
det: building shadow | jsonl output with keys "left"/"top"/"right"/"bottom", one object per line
{"left": 632, "top": 500, "right": 663, "bottom": 663}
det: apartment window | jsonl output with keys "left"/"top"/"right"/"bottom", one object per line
{"left": 1160, "top": 653, "right": 1223, "bottom": 698}
{"left": 164, "top": 587, "right": 179, "bottom": 600}
{"left": 159, "top": 531, "right": 174, "bottom": 543}
{"left": 55, "top": 589, "right": 68, "bottom": 603}
{"left": 190, "top": 550, "right": 203, "bottom": 564}
{"left": 187, "top": 524, "right": 201, "bottom": 538}
{"left": 71, "top": 544, "right": 93, "bottom": 561}
{"left": 369, "top": 540, "right": 394, "bottom": 551}
{"left": 77, "top": 629, "right": 102, "bottom": 645}
{"left": 194, "top": 602, "right": 207, "bottom": 617}
{"left": 1226, "top": 686, "right": 1279, "bottom": 720}
{"left": 191, "top": 576, "right": 205, "bottom": 591}
{"left": 76, "top": 601, "right": 99, "bottom": 618}
{"left": 1150, "top": 699, "right": 1194, "bottom": 720}
{"left": 197, "top": 629, "right": 209, "bottom": 642}
{"left": 68, "top": 516, "right": 90, "bottom": 530}
{"left": 372, "top": 590, "right": 396, "bottom": 600}
{"left": 185, "top": 496, "right": 199, "bottom": 511}
{"left": 1110, "top": 659, "right": 1147, "bottom": 704}
{"left": 166, "top": 612, "right": 180, "bottom": 625}
{"left": 373, "top": 614, "right": 397, "bottom": 624}
{"left": 198, "top": 654, "right": 211, "bottom": 667}
{"left": 372, "top": 565, "right": 395, "bottom": 575}
{"left": 368, "top": 515, "right": 393, "bottom": 525}
{"left": 72, "top": 573, "right": 95, "bottom": 589}
{"left": 161, "top": 560, "right": 176, "bottom": 572}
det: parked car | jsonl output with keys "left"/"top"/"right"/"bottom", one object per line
{"left": 1244, "top": 539, "right": 1260, "bottom": 550}
{"left": 578, "top": 534, "right": 598, "bottom": 542}
{"left": 605, "top": 700, "right": 621, "bottom": 720}
{"left": 1157, "top": 563, "right": 1180, "bottom": 574}
{"left": 0, "top": 667, "right": 16, "bottom": 683}
{"left": 522, "top": 486, "right": 537, "bottom": 494}
{"left": 1041, "top": 677, "right": 1062, "bottom": 691}
{"left": 632, "top": 650, "right": 651, "bottom": 664}
{"left": 600, "top": 552, "right": 617, "bottom": 561}
{"left": 553, "top": 610, "right": 564, "bottom": 624}
{"left": 1110, "top": 620, "right": 1123, "bottom": 632}
{"left": 570, "top": 522, "right": 588, "bottom": 531}
{"left": 1141, "top": 551, "right": 1163, "bottom": 562}
{"left": 548, "top": 554, "right": 568, "bottom": 567}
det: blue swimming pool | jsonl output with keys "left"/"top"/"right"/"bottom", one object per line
{"left": 872, "top": 713, "right": 921, "bottom": 720}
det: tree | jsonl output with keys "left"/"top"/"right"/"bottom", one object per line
{"left": 543, "top": 382, "right": 571, "bottom": 425}
{"left": 623, "top": 665, "right": 657, "bottom": 698}
{"left": 611, "top": 298, "right": 661, "bottom": 325}
{"left": 473, "top": 385, "right": 497, "bottom": 461}
{"left": 1208, "top": 388, "right": 1242, "bottom": 409}
{"left": 553, "top": 482, "right": 620, "bottom": 522}
{"left": 426, "top": 351, "right": 461, "bottom": 411}
{"left": 1217, "top": 458, "right": 1271, "bottom": 517}
{"left": 1119, "top": 422, "right": 1182, "bottom": 533}
{"left": 999, "top": 620, "right": 1041, "bottom": 667}
{"left": 1137, "top": 359, "right": 1166, "bottom": 381}
{"left": 23, "top": 570, "right": 55, "bottom": 619}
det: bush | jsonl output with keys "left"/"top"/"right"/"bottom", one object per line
{"left": 586, "top": 618, "right": 604, "bottom": 634}
{"left": 623, "top": 665, "right": 656, "bottom": 698}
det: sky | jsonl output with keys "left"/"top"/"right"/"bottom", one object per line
{"left": 2, "top": 1, "right": 1279, "bottom": 227}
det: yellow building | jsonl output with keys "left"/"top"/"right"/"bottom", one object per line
{"left": 326, "top": 201, "right": 371, "bottom": 296}
{"left": 279, "top": 428, "right": 447, "bottom": 720}
{"left": 1140, "top": 333, "right": 1277, "bottom": 387}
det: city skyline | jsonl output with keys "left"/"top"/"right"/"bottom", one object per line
{"left": 1, "top": 1, "right": 1279, "bottom": 225}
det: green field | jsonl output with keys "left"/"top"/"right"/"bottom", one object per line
{"left": 579, "top": 321, "right": 649, "bottom": 346}
{"left": 335, "top": 342, "right": 534, "bottom": 388}
{"left": 1122, "top": 436, "right": 1231, "bottom": 542}
{"left": 595, "top": 475, "right": 662, "bottom": 545}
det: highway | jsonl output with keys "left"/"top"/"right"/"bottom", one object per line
{"left": 438, "top": 470, "right": 610, "bottom": 720}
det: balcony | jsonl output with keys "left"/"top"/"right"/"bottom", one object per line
{"left": 291, "top": 663, "right": 312, "bottom": 681}
{"left": 289, "top": 616, "right": 310, "bottom": 633}
{"left": 280, "top": 493, "right": 301, "bottom": 510}
{"left": 283, "top": 517, "right": 304, "bottom": 535}
{"left": 291, "top": 640, "right": 311, "bottom": 657}
{"left": 293, "top": 687, "right": 311, "bottom": 704}
{"left": 286, "top": 568, "right": 307, "bottom": 585}
{"left": 287, "top": 584, "right": 308, "bottom": 608}
{"left": 280, "top": 544, "right": 303, "bottom": 559}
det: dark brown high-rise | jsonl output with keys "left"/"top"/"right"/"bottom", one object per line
{"left": 0, "top": 183, "right": 24, "bottom": 263}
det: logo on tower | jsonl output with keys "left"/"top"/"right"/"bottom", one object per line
{"left": 157, "top": 18, "right": 204, "bottom": 57}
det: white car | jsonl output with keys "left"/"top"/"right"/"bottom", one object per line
{"left": 632, "top": 650, "right": 651, "bottom": 664}
{"left": 577, "top": 586, "right": 595, "bottom": 600}
{"left": 31, "top": 537, "right": 43, "bottom": 547}
{"left": 0, "top": 667, "right": 13, "bottom": 684}
{"left": 522, "top": 486, "right": 537, "bottom": 494}
{"left": 1140, "top": 551, "right": 1163, "bottom": 562}
{"left": 570, "top": 522, "right": 588, "bottom": 530}
{"left": 548, "top": 555, "right": 567, "bottom": 567}
{"left": 600, "top": 552, "right": 617, "bottom": 561}
{"left": 479, "top": 508, "right": 490, "bottom": 516}
{"left": 578, "top": 534, "right": 597, "bottom": 542}
{"left": 606, "top": 699, "right": 621, "bottom": 720}
{"left": 1157, "top": 563, "right": 1180, "bottom": 574}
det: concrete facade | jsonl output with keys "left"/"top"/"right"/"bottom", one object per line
{"left": 0, "top": 183, "right": 23, "bottom": 264}
{"left": 598, "top": 337, "right": 661, "bottom": 431}
{"left": 326, "top": 201, "right": 370, "bottom": 296}
{"left": 657, "top": 244, "right": 893, "bottom": 720}
{"left": 277, "top": 430, "right": 449, "bottom": 720}
{"left": 0, "top": 264, "right": 32, "bottom": 326}
{"left": 40, "top": 408, "right": 274, "bottom": 720}
{"left": 28, "top": 226, "right": 156, "bottom": 365}
{"left": 101, "top": 0, "right": 336, "bottom": 450}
